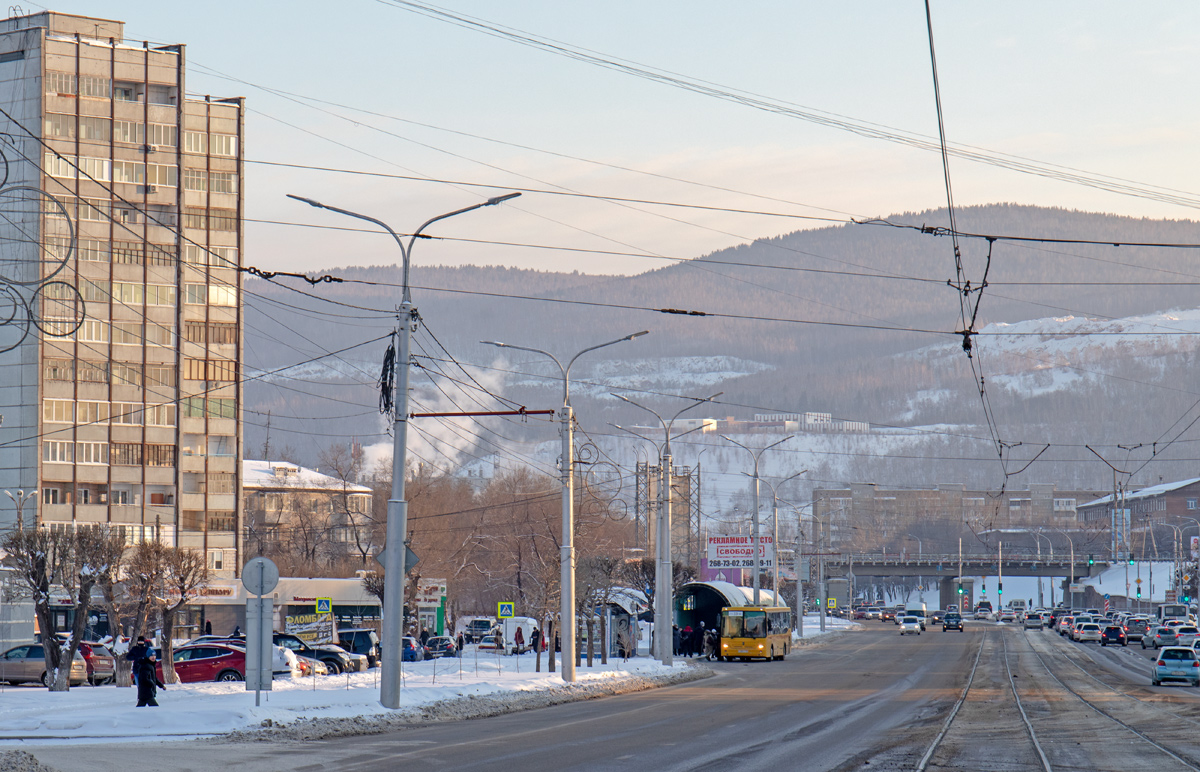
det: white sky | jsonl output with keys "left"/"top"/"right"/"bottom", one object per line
{"left": 36, "top": 1, "right": 1200, "bottom": 275}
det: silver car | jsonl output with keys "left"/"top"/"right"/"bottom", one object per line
{"left": 0, "top": 643, "right": 88, "bottom": 686}
{"left": 899, "top": 616, "right": 922, "bottom": 636}
{"left": 1023, "top": 613, "right": 1043, "bottom": 630}
{"left": 1172, "top": 626, "right": 1200, "bottom": 647}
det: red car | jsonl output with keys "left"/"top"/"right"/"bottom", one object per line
{"left": 156, "top": 643, "right": 245, "bottom": 683}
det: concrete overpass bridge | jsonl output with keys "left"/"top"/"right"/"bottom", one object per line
{"left": 820, "top": 553, "right": 1109, "bottom": 609}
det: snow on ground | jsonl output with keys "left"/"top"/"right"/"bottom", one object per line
{"left": 0, "top": 623, "right": 852, "bottom": 745}
{"left": 795, "top": 614, "right": 859, "bottom": 638}
{"left": 0, "top": 649, "right": 670, "bottom": 744}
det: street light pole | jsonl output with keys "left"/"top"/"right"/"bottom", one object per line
{"left": 616, "top": 392, "right": 721, "bottom": 666}
{"left": 720, "top": 435, "right": 793, "bottom": 605}
{"left": 4, "top": 489, "right": 36, "bottom": 530}
{"left": 1054, "top": 528, "right": 1076, "bottom": 610}
{"left": 757, "top": 472, "right": 806, "bottom": 605}
{"left": 290, "top": 190, "right": 521, "bottom": 709}
{"left": 483, "top": 332, "right": 649, "bottom": 681}
{"left": 791, "top": 502, "right": 811, "bottom": 637}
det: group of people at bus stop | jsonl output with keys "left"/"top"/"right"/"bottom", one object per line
{"left": 672, "top": 622, "right": 719, "bottom": 660}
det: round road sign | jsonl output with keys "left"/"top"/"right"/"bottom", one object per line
{"left": 242, "top": 556, "right": 279, "bottom": 596}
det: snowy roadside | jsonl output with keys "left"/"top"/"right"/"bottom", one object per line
{"left": 0, "top": 650, "right": 706, "bottom": 746}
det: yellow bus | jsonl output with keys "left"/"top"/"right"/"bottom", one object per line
{"left": 718, "top": 606, "right": 792, "bottom": 661}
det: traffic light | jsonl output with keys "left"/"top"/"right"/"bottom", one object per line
{"left": 957, "top": 584, "right": 964, "bottom": 595}
{"left": 1128, "top": 555, "right": 1135, "bottom": 566}
{"left": 1137, "top": 587, "right": 1142, "bottom": 598}
{"left": 1186, "top": 594, "right": 1192, "bottom": 604}
{"left": 1088, "top": 554, "right": 1095, "bottom": 566}
{"left": 998, "top": 582, "right": 1003, "bottom": 596}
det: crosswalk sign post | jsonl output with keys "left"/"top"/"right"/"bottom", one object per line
{"left": 315, "top": 598, "right": 332, "bottom": 615}
{"left": 498, "top": 602, "right": 514, "bottom": 619}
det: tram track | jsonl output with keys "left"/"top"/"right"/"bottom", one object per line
{"left": 917, "top": 625, "right": 1200, "bottom": 771}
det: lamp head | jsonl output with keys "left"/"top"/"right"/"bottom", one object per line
{"left": 625, "top": 330, "right": 650, "bottom": 341}
{"left": 286, "top": 193, "right": 324, "bottom": 209}
{"left": 480, "top": 340, "right": 507, "bottom": 348}
{"left": 485, "top": 192, "right": 522, "bottom": 206}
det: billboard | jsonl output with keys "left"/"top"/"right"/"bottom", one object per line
{"left": 706, "top": 535, "right": 774, "bottom": 570}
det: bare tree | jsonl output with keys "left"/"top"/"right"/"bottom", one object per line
{"left": 158, "top": 548, "right": 209, "bottom": 684}
{"left": 2, "top": 525, "right": 124, "bottom": 691}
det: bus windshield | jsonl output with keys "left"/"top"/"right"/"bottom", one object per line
{"left": 721, "top": 610, "right": 767, "bottom": 638}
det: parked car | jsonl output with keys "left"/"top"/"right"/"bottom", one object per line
{"left": 157, "top": 643, "right": 245, "bottom": 683}
{"left": 225, "top": 633, "right": 353, "bottom": 675}
{"left": 1101, "top": 625, "right": 1127, "bottom": 647}
{"left": 476, "top": 634, "right": 506, "bottom": 650}
{"left": 77, "top": 641, "right": 116, "bottom": 685}
{"left": 402, "top": 636, "right": 425, "bottom": 662}
{"left": 0, "top": 643, "right": 88, "bottom": 686}
{"left": 1153, "top": 647, "right": 1200, "bottom": 687}
{"left": 338, "top": 629, "right": 380, "bottom": 668}
{"left": 943, "top": 613, "right": 964, "bottom": 632}
{"left": 293, "top": 655, "right": 329, "bottom": 677}
{"left": 899, "top": 616, "right": 922, "bottom": 636}
{"left": 1073, "top": 623, "right": 1102, "bottom": 643}
{"left": 426, "top": 636, "right": 458, "bottom": 658}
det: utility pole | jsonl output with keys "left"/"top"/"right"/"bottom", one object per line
{"left": 290, "top": 191, "right": 521, "bottom": 709}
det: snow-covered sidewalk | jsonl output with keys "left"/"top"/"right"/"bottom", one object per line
{"left": 0, "top": 650, "right": 686, "bottom": 744}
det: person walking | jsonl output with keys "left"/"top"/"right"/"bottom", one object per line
{"left": 681, "top": 625, "right": 694, "bottom": 657}
{"left": 126, "top": 636, "right": 150, "bottom": 684}
{"left": 530, "top": 627, "right": 541, "bottom": 654}
{"left": 419, "top": 627, "right": 430, "bottom": 646}
{"left": 513, "top": 626, "right": 525, "bottom": 654}
{"left": 135, "top": 652, "right": 165, "bottom": 707}
{"left": 456, "top": 630, "right": 465, "bottom": 656}
{"left": 672, "top": 625, "right": 681, "bottom": 657}
{"left": 204, "top": 620, "right": 212, "bottom": 636}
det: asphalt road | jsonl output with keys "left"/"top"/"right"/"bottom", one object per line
{"left": 28, "top": 623, "right": 977, "bottom": 772}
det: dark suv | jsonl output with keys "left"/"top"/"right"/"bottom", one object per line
{"left": 943, "top": 613, "right": 964, "bottom": 632}
{"left": 338, "top": 629, "right": 380, "bottom": 668}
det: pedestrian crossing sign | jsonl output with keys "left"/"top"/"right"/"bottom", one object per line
{"left": 498, "top": 602, "right": 515, "bottom": 619}
{"left": 315, "top": 598, "right": 332, "bottom": 614}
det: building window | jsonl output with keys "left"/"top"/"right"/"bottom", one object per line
{"left": 76, "top": 442, "right": 108, "bottom": 465}
{"left": 145, "top": 366, "right": 175, "bottom": 388}
{"left": 110, "top": 490, "right": 130, "bottom": 505}
{"left": 186, "top": 358, "right": 236, "bottom": 382}
{"left": 208, "top": 473, "right": 235, "bottom": 494}
{"left": 209, "top": 172, "right": 237, "bottom": 194}
{"left": 78, "top": 361, "right": 109, "bottom": 383}
{"left": 208, "top": 550, "right": 223, "bottom": 570}
{"left": 111, "top": 160, "right": 143, "bottom": 184}
{"left": 209, "top": 134, "right": 237, "bottom": 157}
{"left": 43, "top": 399, "right": 73, "bottom": 423}
{"left": 183, "top": 131, "right": 207, "bottom": 154}
{"left": 146, "top": 444, "right": 176, "bottom": 467}
{"left": 181, "top": 511, "right": 203, "bottom": 530}
{"left": 207, "top": 512, "right": 235, "bottom": 532}
{"left": 44, "top": 113, "right": 74, "bottom": 138}
{"left": 78, "top": 116, "right": 110, "bottom": 142}
{"left": 42, "top": 488, "right": 60, "bottom": 505}
{"left": 44, "top": 359, "right": 73, "bottom": 381}
{"left": 183, "top": 168, "right": 207, "bottom": 191}
{"left": 45, "top": 71, "right": 76, "bottom": 95}
{"left": 208, "top": 435, "right": 234, "bottom": 457}
{"left": 110, "top": 443, "right": 143, "bottom": 466}
{"left": 185, "top": 284, "right": 206, "bottom": 305}
{"left": 146, "top": 163, "right": 177, "bottom": 187}
{"left": 113, "top": 119, "right": 144, "bottom": 144}
{"left": 147, "top": 123, "right": 177, "bottom": 147}
{"left": 1189, "top": 499, "right": 1197, "bottom": 510}
{"left": 76, "top": 401, "right": 110, "bottom": 425}
{"left": 77, "top": 319, "right": 109, "bottom": 343}
{"left": 112, "top": 363, "right": 141, "bottom": 386}
{"left": 146, "top": 404, "right": 176, "bottom": 427}
{"left": 112, "top": 81, "right": 140, "bottom": 102}
{"left": 43, "top": 441, "right": 74, "bottom": 463}
{"left": 111, "top": 403, "right": 143, "bottom": 425}
{"left": 147, "top": 84, "right": 175, "bottom": 105}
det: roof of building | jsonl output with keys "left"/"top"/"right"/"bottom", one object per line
{"left": 1079, "top": 476, "right": 1200, "bottom": 508}
{"left": 242, "top": 459, "right": 372, "bottom": 495}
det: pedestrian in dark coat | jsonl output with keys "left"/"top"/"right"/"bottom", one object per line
{"left": 419, "top": 628, "right": 430, "bottom": 646}
{"left": 672, "top": 625, "right": 681, "bottom": 657}
{"left": 135, "top": 652, "right": 165, "bottom": 707}
{"left": 456, "top": 631, "right": 465, "bottom": 655}
{"left": 126, "top": 636, "right": 149, "bottom": 684}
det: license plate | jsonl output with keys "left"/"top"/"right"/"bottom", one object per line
{"left": 737, "top": 649, "right": 748, "bottom": 654}
{"left": 1173, "top": 670, "right": 1187, "bottom": 676}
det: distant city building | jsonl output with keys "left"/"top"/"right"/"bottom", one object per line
{"left": 241, "top": 460, "right": 372, "bottom": 558}
{"left": 0, "top": 11, "right": 245, "bottom": 576}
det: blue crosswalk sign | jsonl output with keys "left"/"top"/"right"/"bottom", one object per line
{"left": 316, "top": 598, "right": 332, "bottom": 614}
{"left": 498, "top": 602, "right": 514, "bottom": 619}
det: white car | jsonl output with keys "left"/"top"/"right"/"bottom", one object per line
{"left": 1074, "top": 623, "right": 1102, "bottom": 643}
{"left": 899, "top": 616, "right": 922, "bottom": 636}
{"left": 1023, "top": 613, "right": 1043, "bottom": 630}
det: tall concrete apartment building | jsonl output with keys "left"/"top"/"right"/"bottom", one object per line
{"left": 0, "top": 11, "right": 244, "bottom": 578}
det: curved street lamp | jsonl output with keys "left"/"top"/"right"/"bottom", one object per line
{"left": 720, "top": 434, "right": 793, "bottom": 605}
{"left": 483, "top": 331, "right": 649, "bottom": 681}
{"left": 614, "top": 391, "right": 721, "bottom": 665}
{"left": 290, "top": 191, "right": 521, "bottom": 709}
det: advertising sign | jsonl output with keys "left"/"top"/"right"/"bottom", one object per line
{"left": 706, "top": 535, "right": 774, "bottom": 570}
{"left": 285, "top": 611, "right": 335, "bottom": 644}
{"left": 1192, "top": 536, "right": 1198, "bottom": 560}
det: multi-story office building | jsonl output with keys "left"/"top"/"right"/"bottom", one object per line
{"left": 0, "top": 11, "right": 244, "bottom": 577}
